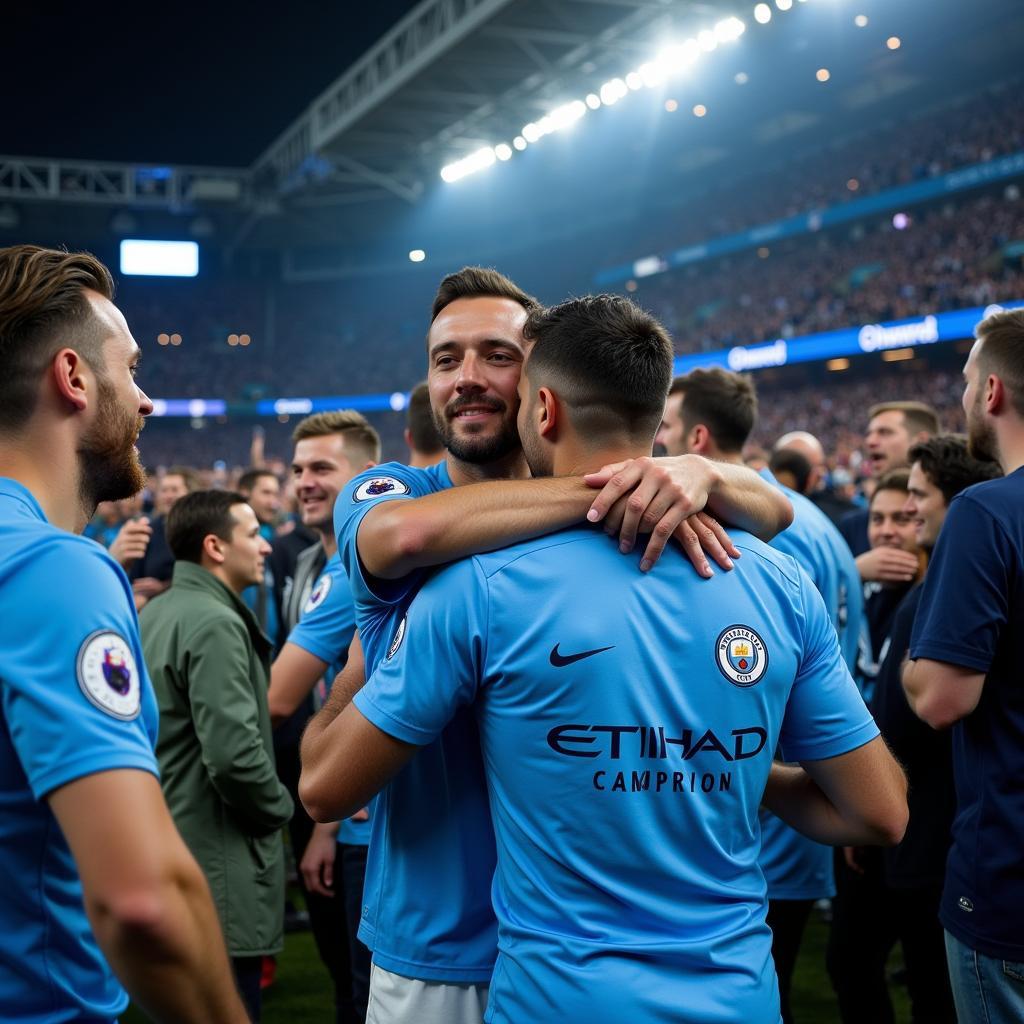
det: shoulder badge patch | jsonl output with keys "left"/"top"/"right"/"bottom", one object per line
{"left": 353, "top": 476, "right": 410, "bottom": 503}
{"left": 303, "top": 573, "right": 333, "bottom": 614}
{"left": 387, "top": 616, "right": 407, "bottom": 661}
{"left": 77, "top": 630, "right": 142, "bottom": 720}
{"left": 716, "top": 625, "right": 769, "bottom": 688}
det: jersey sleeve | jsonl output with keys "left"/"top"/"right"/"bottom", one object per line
{"left": 353, "top": 558, "right": 488, "bottom": 746}
{"left": 286, "top": 560, "right": 356, "bottom": 669}
{"left": 1, "top": 540, "right": 158, "bottom": 799}
{"left": 778, "top": 565, "right": 879, "bottom": 763}
{"left": 335, "top": 463, "right": 438, "bottom": 613}
{"left": 910, "top": 495, "right": 1013, "bottom": 672}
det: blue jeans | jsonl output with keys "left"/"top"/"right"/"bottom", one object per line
{"left": 945, "top": 930, "right": 1024, "bottom": 1024}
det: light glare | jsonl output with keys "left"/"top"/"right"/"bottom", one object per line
{"left": 409, "top": 249, "right": 426, "bottom": 262}
{"left": 120, "top": 240, "right": 199, "bottom": 278}
{"left": 754, "top": 4, "right": 771, "bottom": 24}
{"left": 494, "top": 143, "right": 513, "bottom": 161}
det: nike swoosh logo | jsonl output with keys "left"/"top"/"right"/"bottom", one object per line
{"left": 550, "top": 643, "right": 616, "bottom": 668}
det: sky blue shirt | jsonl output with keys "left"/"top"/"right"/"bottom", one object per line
{"left": 910, "top": 468, "right": 1024, "bottom": 960}
{"left": 0, "top": 479, "right": 160, "bottom": 1022}
{"left": 286, "top": 551, "right": 366, "bottom": 843}
{"left": 335, "top": 460, "right": 498, "bottom": 982}
{"left": 357, "top": 525, "right": 878, "bottom": 1023}
{"left": 758, "top": 470, "right": 867, "bottom": 899}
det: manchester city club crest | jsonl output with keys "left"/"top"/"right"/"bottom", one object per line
{"left": 715, "top": 625, "right": 768, "bottom": 687}
{"left": 353, "top": 476, "right": 411, "bottom": 503}
{"left": 303, "top": 573, "right": 333, "bottom": 614}
{"left": 77, "top": 630, "right": 142, "bottom": 719}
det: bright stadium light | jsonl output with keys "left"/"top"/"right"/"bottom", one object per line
{"left": 754, "top": 4, "right": 772, "bottom": 24}
{"left": 625, "top": 71, "right": 643, "bottom": 90}
{"left": 120, "top": 240, "right": 199, "bottom": 278}
{"left": 585, "top": 93, "right": 602, "bottom": 110}
{"left": 854, "top": 14, "right": 869, "bottom": 27}
{"left": 513, "top": 136, "right": 527, "bottom": 151}
{"left": 408, "top": 249, "right": 426, "bottom": 262}
{"left": 440, "top": 146, "right": 496, "bottom": 182}
{"left": 775, "top": 0, "right": 793, "bottom": 10}
{"left": 599, "top": 78, "right": 628, "bottom": 106}
{"left": 715, "top": 17, "right": 746, "bottom": 42}
{"left": 494, "top": 143, "right": 513, "bottom": 161}
{"left": 698, "top": 29, "right": 717, "bottom": 51}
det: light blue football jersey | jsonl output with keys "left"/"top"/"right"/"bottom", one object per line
{"left": 758, "top": 469, "right": 866, "bottom": 900}
{"left": 357, "top": 525, "right": 878, "bottom": 1023}
{"left": 286, "top": 551, "right": 367, "bottom": 843}
{"left": 335, "top": 459, "right": 498, "bottom": 981}
{"left": 0, "top": 479, "right": 159, "bottom": 1021}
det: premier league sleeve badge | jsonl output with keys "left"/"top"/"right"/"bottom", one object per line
{"left": 76, "top": 630, "right": 142, "bottom": 720}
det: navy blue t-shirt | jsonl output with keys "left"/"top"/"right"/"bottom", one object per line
{"left": 910, "top": 468, "right": 1024, "bottom": 960}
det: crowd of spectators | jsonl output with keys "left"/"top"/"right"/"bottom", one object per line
{"left": 640, "top": 186, "right": 1024, "bottom": 354}
{"left": 603, "top": 76, "right": 1024, "bottom": 267}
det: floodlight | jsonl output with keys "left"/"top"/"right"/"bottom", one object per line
{"left": 120, "top": 240, "right": 199, "bottom": 278}
{"left": 522, "top": 122, "right": 541, "bottom": 143}
{"left": 599, "top": 78, "right": 628, "bottom": 105}
{"left": 495, "top": 143, "right": 513, "bottom": 161}
{"left": 513, "top": 136, "right": 528, "bottom": 151}
{"left": 698, "top": 29, "right": 717, "bottom": 51}
{"left": 854, "top": 14, "right": 868, "bottom": 27}
{"left": 409, "top": 249, "right": 426, "bottom": 262}
{"left": 754, "top": 4, "right": 772, "bottom": 24}
{"left": 775, "top": 0, "right": 793, "bottom": 10}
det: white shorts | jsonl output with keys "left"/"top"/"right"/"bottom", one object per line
{"left": 365, "top": 962, "right": 489, "bottom": 1024}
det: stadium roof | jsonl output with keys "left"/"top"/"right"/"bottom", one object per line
{"left": 3, "top": 0, "right": 1023, "bottom": 262}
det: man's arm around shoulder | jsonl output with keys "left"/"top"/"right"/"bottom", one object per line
{"left": 49, "top": 769, "right": 248, "bottom": 1023}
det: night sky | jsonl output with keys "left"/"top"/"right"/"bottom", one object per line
{"left": 4, "top": 2, "right": 418, "bottom": 166}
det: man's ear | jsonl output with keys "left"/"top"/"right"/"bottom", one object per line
{"left": 201, "top": 532, "right": 227, "bottom": 566}
{"left": 987, "top": 373, "right": 1006, "bottom": 415}
{"left": 687, "top": 423, "right": 711, "bottom": 455}
{"left": 51, "top": 348, "right": 90, "bottom": 412}
{"left": 537, "top": 386, "right": 559, "bottom": 440}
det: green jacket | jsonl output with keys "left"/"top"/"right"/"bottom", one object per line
{"left": 140, "top": 560, "right": 293, "bottom": 956}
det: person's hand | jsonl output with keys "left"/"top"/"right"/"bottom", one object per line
{"left": 132, "top": 577, "right": 170, "bottom": 599}
{"left": 299, "top": 822, "right": 338, "bottom": 898}
{"left": 584, "top": 456, "right": 739, "bottom": 574}
{"left": 843, "top": 846, "right": 866, "bottom": 875}
{"left": 108, "top": 517, "right": 152, "bottom": 568}
{"left": 856, "top": 547, "right": 919, "bottom": 584}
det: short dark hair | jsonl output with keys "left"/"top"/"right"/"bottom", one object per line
{"left": 522, "top": 294, "right": 673, "bottom": 444}
{"left": 909, "top": 434, "right": 1002, "bottom": 504}
{"left": 768, "top": 448, "right": 812, "bottom": 494}
{"left": 237, "top": 467, "right": 278, "bottom": 495}
{"left": 166, "top": 490, "right": 247, "bottom": 564}
{"left": 291, "top": 410, "right": 381, "bottom": 464}
{"left": 0, "top": 245, "right": 114, "bottom": 432}
{"left": 975, "top": 308, "right": 1024, "bottom": 417}
{"left": 870, "top": 468, "right": 910, "bottom": 505}
{"left": 674, "top": 368, "right": 758, "bottom": 453}
{"left": 867, "top": 401, "right": 940, "bottom": 438}
{"left": 406, "top": 381, "right": 443, "bottom": 455}
{"left": 430, "top": 266, "right": 540, "bottom": 322}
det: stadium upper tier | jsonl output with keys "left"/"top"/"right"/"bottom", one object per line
{"left": 593, "top": 78, "right": 1024, "bottom": 280}
{"left": 124, "top": 180, "right": 1022, "bottom": 405}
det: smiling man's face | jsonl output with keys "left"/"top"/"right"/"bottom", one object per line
{"left": 426, "top": 296, "right": 528, "bottom": 465}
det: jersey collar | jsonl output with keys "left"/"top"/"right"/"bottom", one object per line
{"left": 0, "top": 477, "right": 48, "bottom": 523}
